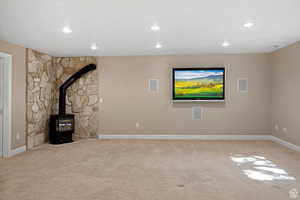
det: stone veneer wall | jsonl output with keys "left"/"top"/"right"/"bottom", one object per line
{"left": 26, "top": 50, "right": 99, "bottom": 149}
{"left": 26, "top": 49, "right": 55, "bottom": 149}
{"left": 52, "top": 57, "right": 99, "bottom": 139}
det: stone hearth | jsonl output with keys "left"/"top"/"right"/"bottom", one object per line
{"left": 26, "top": 49, "right": 99, "bottom": 149}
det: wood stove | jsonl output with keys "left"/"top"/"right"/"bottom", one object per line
{"left": 49, "top": 114, "right": 74, "bottom": 144}
{"left": 49, "top": 64, "right": 96, "bottom": 144}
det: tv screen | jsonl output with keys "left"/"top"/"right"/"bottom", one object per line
{"left": 172, "top": 67, "right": 225, "bottom": 101}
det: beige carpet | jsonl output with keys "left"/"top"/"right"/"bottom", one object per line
{"left": 0, "top": 139, "right": 299, "bottom": 200}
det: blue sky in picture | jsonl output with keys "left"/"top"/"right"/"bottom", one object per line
{"left": 175, "top": 69, "right": 224, "bottom": 80}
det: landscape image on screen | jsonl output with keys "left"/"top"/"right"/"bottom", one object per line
{"left": 174, "top": 69, "right": 224, "bottom": 99}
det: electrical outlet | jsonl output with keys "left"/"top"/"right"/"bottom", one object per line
{"left": 135, "top": 122, "right": 140, "bottom": 128}
{"left": 274, "top": 124, "right": 279, "bottom": 131}
{"left": 283, "top": 128, "right": 288, "bottom": 133}
{"left": 16, "top": 132, "right": 20, "bottom": 140}
{"left": 99, "top": 98, "right": 103, "bottom": 103}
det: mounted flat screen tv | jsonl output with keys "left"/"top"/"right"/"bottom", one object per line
{"left": 172, "top": 67, "right": 225, "bottom": 102}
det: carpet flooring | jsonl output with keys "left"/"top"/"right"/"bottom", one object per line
{"left": 0, "top": 139, "right": 299, "bottom": 200}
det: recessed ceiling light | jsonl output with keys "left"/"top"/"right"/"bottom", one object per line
{"left": 91, "top": 43, "right": 99, "bottom": 50}
{"left": 155, "top": 42, "right": 162, "bottom": 49}
{"left": 244, "top": 22, "right": 254, "bottom": 28}
{"left": 62, "top": 26, "right": 72, "bottom": 34}
{"left": 151, "top": 24, "right": 160, "bottom": 31}
{"left": 222, "top": 41, "right": 230, "bottom": 47}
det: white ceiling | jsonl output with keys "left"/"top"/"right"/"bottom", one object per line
{"left": 1, "top": 0, "right": 300, "bottom": 56}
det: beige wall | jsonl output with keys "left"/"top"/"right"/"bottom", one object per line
{"left": 270, "top": 41, "right": 300, "bottom": 146}
{"left": 98, "top": 54, "right": 271, "bottom": 135}
{"left": 0, "top": 40, "right": 26, "bottom": 149}
{"left": 1, "top": 38, "right": 298, "bottom": 150}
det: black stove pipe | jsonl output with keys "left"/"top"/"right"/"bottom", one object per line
{"left": 59, "top": 64, "right": 96, "bottom": 115}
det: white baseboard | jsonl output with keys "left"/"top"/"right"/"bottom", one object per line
{"left": 97, "top": 134, "right": 271, "bottom": 140}
{"left": 7, "top": 145, "right": 26, "bottom": 157}
{"left": 97, "top": 134, "right": 300, "bottom": 153}
{"left": 270, "top": 136, "right": 300, "bottom": 153}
